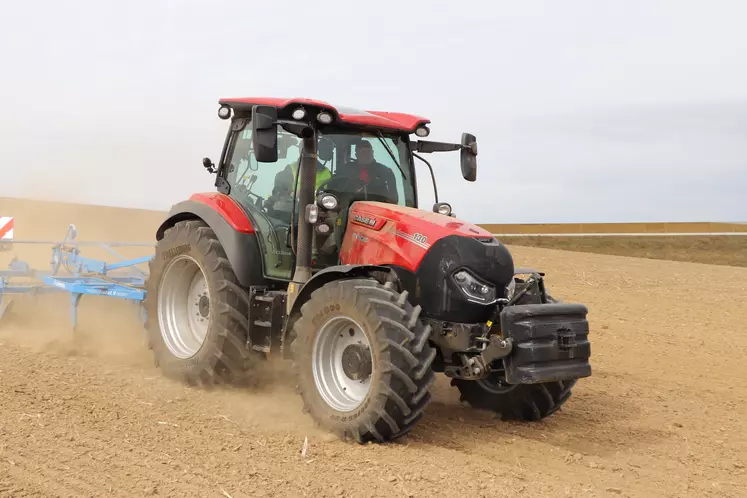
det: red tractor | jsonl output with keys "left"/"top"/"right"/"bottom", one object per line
{"left": 144, "top": 97, "right": 592, "bottom": 443}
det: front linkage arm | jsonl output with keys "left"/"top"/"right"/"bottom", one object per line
{"left": 430, "top": 269, "right": 559, "bottom": 381}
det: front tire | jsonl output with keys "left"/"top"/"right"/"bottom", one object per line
{"left": 290, "top": 278, "right": 436, "bottom": 443}
{"left": 451, "top": 375, "right": 576, "bottom": 421}
{"left": 144, "top": 219, "right": 260, "bottom": 387}
{"left": 452, "top": 283, "right": 576, "bottom": 421}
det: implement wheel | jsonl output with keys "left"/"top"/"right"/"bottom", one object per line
{"left": 144, "top": 219, "right": 260, "bottom": 386}
{"left": 290, "top": 278, "right": 436, "bottom": 443}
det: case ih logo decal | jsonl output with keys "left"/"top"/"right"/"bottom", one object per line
{"left": 352, "top": 214, "right": 377, "bottom": 227}
{"left": 0, "top": 217, "right": 13, "bottom": 252}
{"left": 396, "top": 230, "right": 430, "bottom": 250}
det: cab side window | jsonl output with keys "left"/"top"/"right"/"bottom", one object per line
{"left": 225, "top": 128, "right": 301, "bottom": 208}
{"left": 223, "top": 125, "right": 301, "bottom": 280}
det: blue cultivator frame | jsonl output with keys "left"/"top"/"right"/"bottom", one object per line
{"left": 0, "top": 224, "right": 154, "bottom": 330}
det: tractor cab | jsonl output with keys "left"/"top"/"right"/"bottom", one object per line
{"left": 210, "top": 98, "right": 476, "bottom": 282}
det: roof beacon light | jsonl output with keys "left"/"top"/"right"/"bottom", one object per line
{"left": 317, "top": 112, "right": 333, "bottom": 124}
{"left": 218, "top": 105, "right": 231, "bottom": 120}
{"left": 415, "top": 125, "right": 430, "bottom": 137}
{"left": 292, "top": 108, "right": 306, "bottom": 120}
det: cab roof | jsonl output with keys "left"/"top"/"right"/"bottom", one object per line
{"left": 218, "top": 97, "right": 430, "bottom": 134}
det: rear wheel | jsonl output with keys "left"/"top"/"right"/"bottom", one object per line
{"left": 290, "top": 278, "right": 436, "bottom": 443}
{"left": 144, "top": 219, "right": 261, "bottom": 387}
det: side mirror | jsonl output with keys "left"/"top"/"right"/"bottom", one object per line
{"left": 460, "top": 133, "right": 477, "bottom": 182}
{"left": 252, "top": 105, "right": 278, "bottom": 163}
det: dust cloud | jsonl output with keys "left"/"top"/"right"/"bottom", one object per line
{"left": 1, "top": 197, "right": 747, "bottom": 497}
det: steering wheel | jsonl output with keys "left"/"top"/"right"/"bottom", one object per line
{"left": 316, "top": 175, "right": 367, "bottom": 198}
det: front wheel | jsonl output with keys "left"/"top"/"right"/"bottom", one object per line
{"left": 451, "top": 375, "right": 576, "bottom": 421}
{"left": 290, "top": 278, "right": 436, "bottom": 443}
{"left": 452, "top": 284, "right": 576, "bottom": 420}
{"left": 144, "top": 219, "right": 261, "bottom": 387}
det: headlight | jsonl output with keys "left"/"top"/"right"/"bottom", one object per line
{"left": 433, "top": 202, "right": 452, "bottom": 216}
{"left": 319, "top": 193, "right": 338, "bottom": 210}
{"left": 306, "top": 204, "right": 319, "bottom": 224}
{"left": 292, "top": 107, "right": 306, "bottom": 120}
{"left": 317, "top": 112, "right": 333, "bottom": 124}
{"left": 452, "top": 269, "right": 497, "bottom": 304}
{"left": 505, "top": 278, "right": 516, "bottom": 300}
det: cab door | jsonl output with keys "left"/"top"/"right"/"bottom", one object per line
{"left": 222, "top": 119, "right": 300, "bottom": 280}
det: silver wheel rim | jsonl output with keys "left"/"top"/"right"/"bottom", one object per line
{"left": 157, "top": 255, "right": 211, "bottom": 359}
{"left": 312, "top": 316, "right": 373, "bottom": 412}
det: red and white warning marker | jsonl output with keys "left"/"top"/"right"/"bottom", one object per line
{"left": 0, "top": 216, "right": 14, "bottom": 250}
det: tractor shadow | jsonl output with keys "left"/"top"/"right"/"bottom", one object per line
{"left": 403, "top": 373, "right": 671, "bottom": 460}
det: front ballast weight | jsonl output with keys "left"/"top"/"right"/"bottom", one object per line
{"left": 0, "top": 223, "right": 154, "bottom": 331}
{"left": 430, "top": 268, "right": 590, "bottom": 380}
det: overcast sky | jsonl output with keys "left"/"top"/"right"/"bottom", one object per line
{"left": 1, "top": 0, "right": 745, "bottom": 223}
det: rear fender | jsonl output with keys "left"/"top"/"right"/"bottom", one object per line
{"left": 280, "top": 264, "right": 396, "bottom": 359}
{"left": 156, "top": 195, "right": 265, "bottom": 288}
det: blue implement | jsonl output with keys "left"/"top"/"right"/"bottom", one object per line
{"left": 0, "top": 224, "right": 154, "bottom": 329}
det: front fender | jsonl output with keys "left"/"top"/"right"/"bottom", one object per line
{"left": 156, "top": 196, "right": 266, "bottom": 288}
{"left": 280, "top": 264, "right": 396, "bottom": 358}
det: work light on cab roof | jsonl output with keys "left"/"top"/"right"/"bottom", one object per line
{"left": 216, "top": 97, "right": 432, "bottom": 138}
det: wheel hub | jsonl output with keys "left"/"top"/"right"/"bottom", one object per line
{"left": 341, "top": 343, "right": 372, "bottom": 381}
{"left": 198, "top": 294, "right": 210, "bottom": 318}
{"left": 478, "top": 371, "right": 517, "bottom": 394}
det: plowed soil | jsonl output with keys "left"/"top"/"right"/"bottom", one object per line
{"left": 1, "top": 198, "right": 746, "bottom": 497}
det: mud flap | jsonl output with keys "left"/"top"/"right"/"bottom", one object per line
{"left": 499, "top": 303, "right": 591, "bottom": 384}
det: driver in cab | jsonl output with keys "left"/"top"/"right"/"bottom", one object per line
{"left": 334, "top": 140, "right": 399, "bottom": 204}
{"left": 266, "top": 154, "right": 331, "bottom": 218}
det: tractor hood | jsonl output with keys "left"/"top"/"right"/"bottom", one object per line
{"left": 347, "top": 201, "right": 495, "bottom": 241}
{"left": 339, "top": 201, "right": 515, "bottom": 322}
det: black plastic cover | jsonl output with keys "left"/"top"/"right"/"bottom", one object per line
{"left": 500, "top": 303, "right": 591, "bottom": 384}
{"left": 392, "top": 235, "right": 515, "bottom": 323}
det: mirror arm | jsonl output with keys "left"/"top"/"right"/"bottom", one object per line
{"left": 278, "top": 120, "right": 313, "bottom": 138}
{"left": 412, "top": 152, "right": 438, "bottom": 204}
{"left": 412, "top": 140, "right": 462, "bottom": 153}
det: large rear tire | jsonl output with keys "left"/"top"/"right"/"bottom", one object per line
{"left": 290, "top": 278, "right": 436, "bottom": 443}
{"left": 144, "top": 219, "right": 261, "bottom": 387}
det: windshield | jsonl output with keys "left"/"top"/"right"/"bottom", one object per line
{"left": 314, "top": 128, "right": 416, "bottom": 207}
{"left": 229, "top": 127, "right": 416, "bottom": 208}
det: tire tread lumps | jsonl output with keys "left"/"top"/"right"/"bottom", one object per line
{"left": 290, "top": 277, "right": 436, "bottom": 443}
{"left": 144, "top": 219, "right": 260, "bottom": 388}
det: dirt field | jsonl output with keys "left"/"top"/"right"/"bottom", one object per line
{"left": 501, "top": 235, "right": 747, "bottom": 268}
{"left": 1, "top": 198, "right": 746, "bottom": 497}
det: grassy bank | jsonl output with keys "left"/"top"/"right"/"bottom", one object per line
{"left": 501, "top": 235, "right": 747, "bottom": 268}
